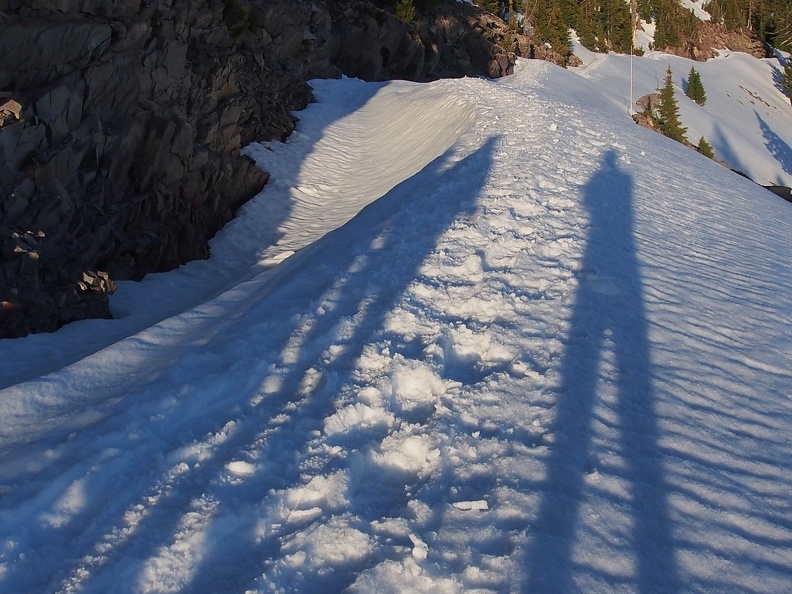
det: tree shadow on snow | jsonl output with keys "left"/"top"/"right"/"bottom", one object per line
{"left": 755, "top": 110, "right": 792, "bottom": 176}
{"left": 0, "top": 80, "right": 389, "bottom": 390}
{"left": 525, "top": 150, "right": 680, "bottom": 593}
{"left": 711, "top": 123, "right": 752, "bottom": 179}
{"left": 770, "top": 61, "right": 787, "bottom": 96}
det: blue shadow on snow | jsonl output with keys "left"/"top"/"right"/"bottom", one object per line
{"left": 177, "top": 137, "right": 498, "bottom": 593}
{"left": 755, "top": 110, "right": 792, "bottom": 177}
{"left": 525, "top": 150, "right": 681, "bottom": 593}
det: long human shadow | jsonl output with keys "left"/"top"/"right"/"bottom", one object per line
{"left": 526, "top": 150, "right": 680, "bottom": 593}
{"left": 755, "top": 110, "right": 792, "bottom": 176}
{"left": 160, "top": 138, "right": 498, "bottom": 593}
{"left": 0, "top": 81, "right": 386, "bottom": 591}
{"left": 0, "top": 109, "right": 490, "bottom": 594}
{"left": 1, "top": 138, "right": 496, "bottom": 594}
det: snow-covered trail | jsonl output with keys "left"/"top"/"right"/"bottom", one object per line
{"left": 0, "top": 78, "right": 475, "bottom": 390}
{"left": 1, "top": 60, "right": 792, "bottom": 593}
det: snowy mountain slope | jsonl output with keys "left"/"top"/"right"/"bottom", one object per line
{"left": 574, "top": 42, "right": 792, "bottom": 186}
{"left": 0, "top": 55, "right": 791, "bottom": 593}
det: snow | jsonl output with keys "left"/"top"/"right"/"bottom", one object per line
{"left": 635, "top": 18, "right": 657, "bottom": 52}
{"left": 633, "top": 0, "right": 711, "bottom": 49}
{"left": 573, "top": 43, "right": 792, "bottom": 187}
{"left": 2, "top": 47, "right": 792, "bottom": 593}
{"left": 678, "top": 0, "right": 711, "bottom": 21}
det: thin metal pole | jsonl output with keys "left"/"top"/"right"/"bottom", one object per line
{"left": 630, "top": 0, "right": 637, "bottom": 115}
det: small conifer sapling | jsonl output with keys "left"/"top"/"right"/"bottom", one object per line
{"left": 657, "top": 66, "right": 688, "bottom": 144}
{"left": 697, "top": 136, "right": 715, "bottom": 159}
{"left": 396, "top": 0, "right": 415, "bottom": 23}
{"left": 686, "top": 67, "right": 707, "bottom": 106}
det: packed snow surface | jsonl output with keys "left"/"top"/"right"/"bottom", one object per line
{"left": 1, "top": 51, "right": 792, "bottom": 593}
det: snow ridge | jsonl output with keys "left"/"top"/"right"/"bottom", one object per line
{"left": 1, "top": 59, "right": 791, "bottom": 593}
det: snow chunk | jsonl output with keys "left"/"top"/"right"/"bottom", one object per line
{"left": 429, "top": 325, "right": 514, "bottom": 383}
{"left": 451, "top": 500, "right": 489, "bottom": 511}
{"left": 375, "top": 434, "right": 440, "bottom": 476}
{"left": 281, "top": 515, "right": 374, "bottom": 568}
{"left": 225, "top": 460, "right": 256, "bottom": 477}
{"left": 408, "top": 533, "right": 429, "bottom": 561}
{"left": 323, "top": 402, "right": 394, "bottom": 437}
{"left": 281, "top": 472, "right": 350, "bottom": 515}
{"left": 348, "top": 559, "right": 459, "bottom": 594}
{"left": 39, "top": 474, "right": 89, "bottom": 528}
{"left": 386, "top": 358, "right": 446, "bottom": 417}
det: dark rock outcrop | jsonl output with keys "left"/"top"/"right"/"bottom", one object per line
{"left": 764, "top": 185, "right": 792, "bottom": 203}
{"left": 325, "top": 0, "right": 520, "bottom": 81}
{"left": 1, "top": 0, "right": 520, "bottom": 338}
{"left": 658, "top": 22, "right": 767, "bottom": 61}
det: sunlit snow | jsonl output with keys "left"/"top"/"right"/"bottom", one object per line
{"left": 1, "top": 47, "right": 791, "bottom": 593}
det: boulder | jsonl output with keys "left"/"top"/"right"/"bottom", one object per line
{"left": 636, "top": 93, "right": 661, "bottom": 113}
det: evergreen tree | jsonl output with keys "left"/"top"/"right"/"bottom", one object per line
{"left": 697, "top": 136, "right": 715, "bottom": 158}
{"left": 652, "top": 0, "right": 697, "bottom": 49}
{"left": 603, "top": 0, "right": 634, "bottom": 53}
{"left": 533, "top": 1, "right": 572, "bottom": 57}
{"left": 395, "top": 0, "right": 415, "bottom": 23}
{"left": 475, "top": 0, "right": 501, "bottom": 16}
{"left": 686, "top": 66, "right": 707, "bottom": 105}
{"left": 703, "top": 0, "right": 792, "bottom": 53}
{"left": 637, "top": 0, "right": 654, "bottom": 22}
{"left": 656, "top": 66, "right": 688, "bottom": 143}
{"left": 573, "top": 1, "right": 598, "bottom": 50}
{"left": 783, "top": 60, "right": 792, "bottom": 105}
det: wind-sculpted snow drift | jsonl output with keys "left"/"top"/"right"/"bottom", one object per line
{"left": 1, "top": 57, "right": 791, "bottom": 593}
{"left": 240, "top": 78, "right": 479, "bottom": 265}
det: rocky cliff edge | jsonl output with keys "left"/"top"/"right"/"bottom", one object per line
{"left": 0, "top": 0, "right": 523, "bottom": 338}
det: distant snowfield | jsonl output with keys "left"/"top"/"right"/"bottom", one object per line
{"left": 573, "top": 42, "right": 792, "bottom": 187}
{"left": 1, "top": 50, "right": 791, "bottom": 593}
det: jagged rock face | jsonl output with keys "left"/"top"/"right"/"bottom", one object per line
{"left": 327, "top": 0, "right": 517, "bottom": 81}
{"left": 659, "top": 22, "right": 767, "bottom": 61}
{"left": 414, "top": 1, "right": 513, "bottom": 78}
{"left": 0, "top": 0, "right": 518, "bottom": 338}
{"left": 0, "top": 0, "right": 319, "bottom": 336}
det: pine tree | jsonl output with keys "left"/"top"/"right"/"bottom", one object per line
{"left": 604, "top": 0, "right": 634, "bottom": 53}
{"left": 573, "top": 1, "right": 598, "bottom": 50}
{"left": 783, "top": 60, "right": 792, "bottom": 105}
{"left": 533, "top": 1, "right": 572, "bottom": 57}
{"left": 656, "top": 66, "right": 688, "bottom": 143}
{"left": 475, "top": 0, "right": 500, "bottom": 14}
{"left": 686, "top": 66, "right": 707, "bottom": 105}
{"left": 697, "top": 136, "right": 715, "bottom": 159}
{"left": 395, "top": 0, "right": 416, "bottom": 23}
{"left": 702, "top": 0, "right": 792, "bottom": 53}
